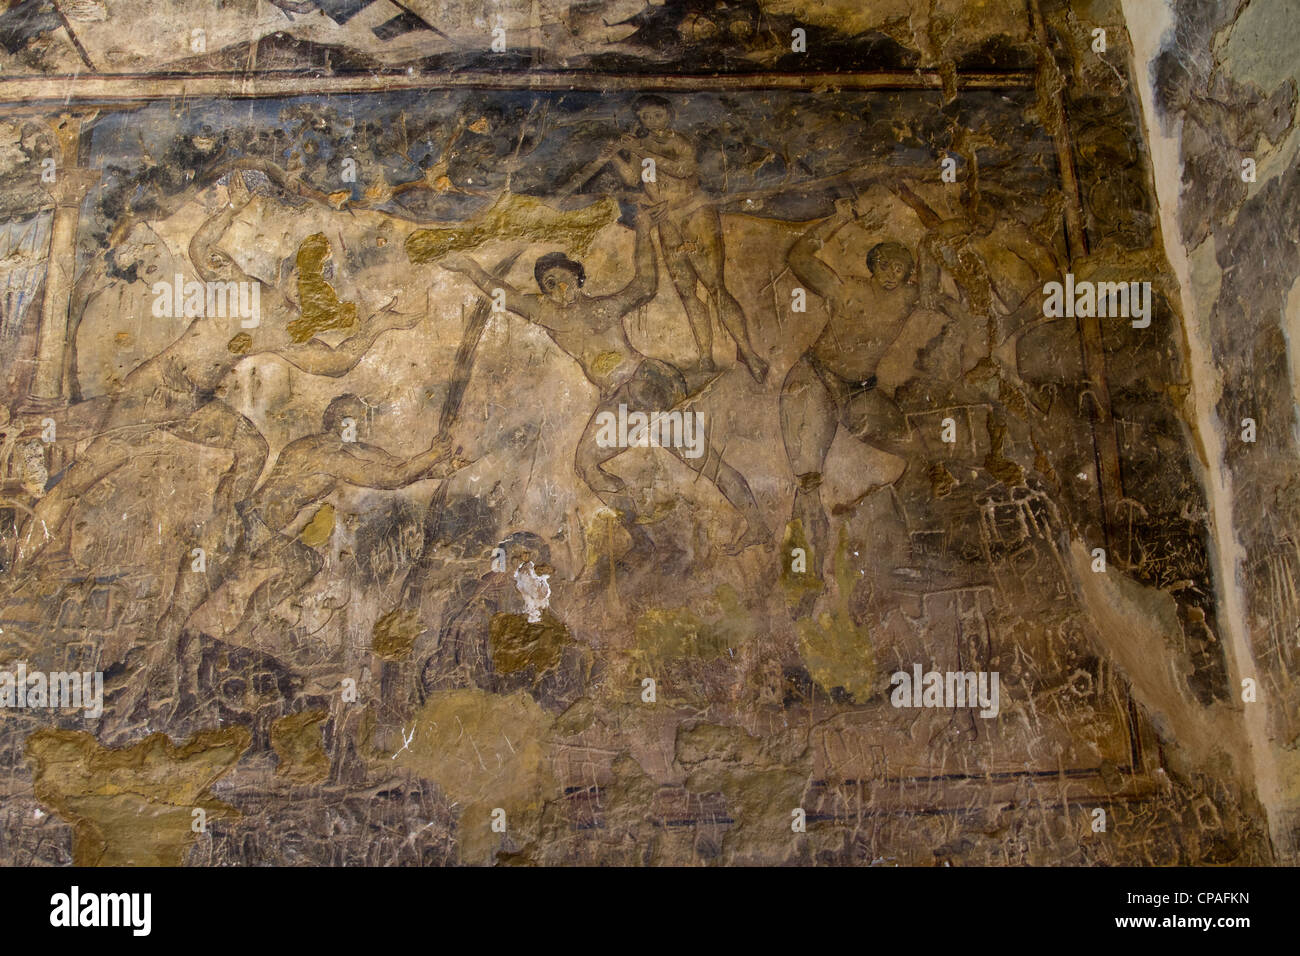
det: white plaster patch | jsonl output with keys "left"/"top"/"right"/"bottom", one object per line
{"left": 514, "top": 560, "right": 551, "bottom": 623}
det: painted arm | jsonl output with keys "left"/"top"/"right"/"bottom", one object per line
{"left": 188, "top": 174, "right": 257, "bottom": 283}
{"left": 272, "top": 307, "right": 422, "bottom": 377}
{"left": 604, "top": 133, "right": 695, "bottom": 184}
{"left": 916, "top": 221, "right": 974, "bottom": 315}
{"left": 891, "top": 181, "right": 944, "bottom": 230}
{"left": 441, "top": 254, "right": 540, "bottom": 322}
{"left": 788, "top": 202, "right": 852, "bottom": 302}
{"left": 1009, "top": 229, "right": 1062, "bottom": 285}
{"left": 916, "top": 231, "right": 945, "bottom": 311}
{"left": 607, "top": 151, "right": 643, "bottom": 188}
{"left": 329, "top": 439, "right": 460, "bottom": 489}
{"left": 638, "top": 134, "right": 697, "bottom": 179}
{"left": 63, "top": 272, "right": 106, "bottom": 403}
{"left": 609, "top": 211, "right": 658, "bottom": 312}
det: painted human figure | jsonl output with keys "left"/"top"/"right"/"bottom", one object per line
{"left": 17, "top": 175, "right": 424, "bottom": 571}
{"left": 781, "top": 199, "right": 947, "bottom": 586}
{"left": 909, "top": 189, "right": 1062, "bottom": 484}
{"left": 440, "top": 208, "right": 767, "bottom": 555}
{"left": 113, "top": 395, "right": 466, "bottom": 725}
{"left": 599, "top": 95, "right": 768, "bottom": 383}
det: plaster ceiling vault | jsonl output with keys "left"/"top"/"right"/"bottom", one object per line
{"left": 0, "top": 0, "right": 1294, "bottom": 867}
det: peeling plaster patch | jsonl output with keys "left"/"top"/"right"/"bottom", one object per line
{"left": 514, "top": 560, "right": 551, "bottom": 624}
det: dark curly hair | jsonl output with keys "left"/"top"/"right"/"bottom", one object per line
{"left": 534, "top": 252, "right": 586, "bottom": 290}
{"left": 633, "top": 94, "right": 673, "bottom": 114}
{"left": 323, "top": 393, "right": 366, "bottom": 433}
{"left": 865, "top": 241, "right": 914, "bottom": 278}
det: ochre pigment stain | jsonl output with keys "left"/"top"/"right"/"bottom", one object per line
{"left": 270, "top": 710, "right": 331, "bottom": 784}
{"left": 406, "top": 193, "right": 619, "bottom": 263}
{"left": 372, "top": 607, "right": 422, "bottom": 661}
{"left": 25, "top": 728, "right": 250, "bottom": 866}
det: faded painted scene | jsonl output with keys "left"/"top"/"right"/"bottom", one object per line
{"left": 0, "top": 0, "right": 1293, "bottom": 866}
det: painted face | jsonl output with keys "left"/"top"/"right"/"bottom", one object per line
{"left": 873, "top": 257, "right": 909, "bottom": 291}
{"left": 637, "top": 106, "right": 671, "bottom": 133}
{"left": 541, "top": 267, "right": 581, "bottom": 306}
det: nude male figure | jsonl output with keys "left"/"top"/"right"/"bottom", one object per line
{"left": 440, "top": 208, "right": 767, "bottom": 555}
{"left": 17, "top": 176, "right": 424, "bottom": 570}
{"left": 781, "top": 199, "right": 946, "bottom": 584}
{"left": 598, "top": 95, "right": 769, "bottom": 383}
{"left": 912, "top": 192, "right": 1061, "bottom": 367}
{"left": 906, "top": 189, "right": 1062, "bottom": 483}
{"left": 115, "top": 395, "right": 467, "bottom": 724}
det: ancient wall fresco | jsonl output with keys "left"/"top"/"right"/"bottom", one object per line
{"left": 0, "top": 0, "right": 1284, "bottom": 866}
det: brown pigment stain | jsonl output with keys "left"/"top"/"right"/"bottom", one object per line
{"left": 299, "top": 502, "right": 335, "bottom": 548}
{"left": 489, "top": 610, "right": 569, "bottom": 676}
{"left": 288, "top": 232, "right": 359, "bottom": 343}
{"left": 391, "top": 689, "right": 555, "bottom": 863}
{"left": 795, "top": 526, "right": 875, "bottom": 702}
{"left": 25, "top": 727, "right": 251, "bottom": 866}
{"left": 372, "top": 606, "right": 422, "bottom": 660}
{"left": 405, "top": 192, "right": 619, "bottom": 264}
{"left": 270, "top": 710, "right": 331, "bottom": 784}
